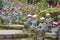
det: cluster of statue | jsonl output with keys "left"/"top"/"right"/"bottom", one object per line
{"left": 0, "top": 0, "right": 60, "bottom": 40}
{"left": 0, "top": 6, "right": 23, "bottom": 25}
{"left": 0, "top": 0, "right": 38, "bottom": 25}
{"left": 24, "top": 13, "right": 60, "bottom": 40}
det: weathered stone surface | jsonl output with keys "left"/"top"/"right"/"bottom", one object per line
{"left": 0, "top": 25, "right": 24, "bottom": 30}
{"left": 0, "top": 39, "right": 17, "bottom": 40}
{"left": 37, "top": 37, "right": 43, "bottom": 40}
{"left": 21, "top": 39, "right": 28, "bottom": 40}
{"left": 0, "top": 30, "right": 34, "bottom": 39}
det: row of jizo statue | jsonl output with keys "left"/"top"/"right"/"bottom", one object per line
{"left": 0, "top": 2, "right": 60, "bottom": 39}
{"left": 24, "top": 13, "right": 60, "bottom": 40}
{"left": 0, "top": 7, "right": 60, "bottom": 40}
{"left": 0, "top": 7, "right": 23, "bottom": 25}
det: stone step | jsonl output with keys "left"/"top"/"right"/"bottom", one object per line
{"left": 0, "top": 30, "right": 34, "bottom": 39}
{"left": 37, "top": 37, "right": 44, "bottom": 40}
{"left": 13, "top": 21, "right": 25, "bottom": 25}
{"left": 0, "top": 38, "right": 32, "bottom": 40}
{"left": 0, "top": 39, "right": 17, "bottom": 40}
{"left": 21, "top": 38, "right": 28, "bottom": 40}
{"left": 0, "top": 38, "right": 28, "bottom": 40}
{"left": 0, "top": 25, "right": 24, "bottom": 30}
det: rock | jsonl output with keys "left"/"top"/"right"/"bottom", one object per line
{"left": 0, "top": 39, "right": 17, "bottom": 40}
{"left": 37, "top": 37, "right": 43, "bottom": 40}
{"left": 21, "top": 39, "right": 28, "bottom": 40}
{"left": 0, "top": 30, "right": 34, "bottom": 39}
{"left": 0, "top": 25, "right": 24, "bottom": 30}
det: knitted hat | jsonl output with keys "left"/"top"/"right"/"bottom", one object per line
{"left": 18, "top": 7, "right": 22, "bottom": 10}
{"left": 40, "top": 17, "right": 45, "bottom": 20}
{"left": 27, "top": 14, "right": 32, "bottom": 17}
{"left": 46, "top": 13, "right": 51, "bottom": 17}
{"left": 58, "top": 15, "right": 60, "bottom": 18}
{"left": 32, "top": 14, "right": 37, "bottom": 18}
{"left": 53, "top": 22, "right": 58, "bottom": 26}
{"left": 56, "top": 4, "right": 60, "bottom": 8}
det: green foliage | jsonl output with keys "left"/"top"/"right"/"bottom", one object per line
{"left": 0, "top": 0, "right": 3, "bottom": 10}
{"left": 36, "top": 1, "right": 48, "bottom": 11}
{"left": 38, "top": 8, "right": 60, "bottom": 21}
{"left": 36, "top": 1, "right": 47, "bottom": 7}
{"left": 21, "top": 0, "right": 27, "bottom": 3}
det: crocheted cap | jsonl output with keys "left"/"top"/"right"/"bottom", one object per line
{"left": 46, "top": 13, "right": 51, "bottom": 16}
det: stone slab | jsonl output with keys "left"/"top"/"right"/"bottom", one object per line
{"left": 0, "top": 30, "right": 34, "bottom": 39}
{"left": 21, "top": 38, "right": 28, "bottom": 40}
{"left": 0, "top": 25, "right": 24, "bottom": 30}
{"left": 37, "top": 37, "right": 43, "bottom": 40}
{"left": 0, "top": 39, "right": 17, "bottom": 40}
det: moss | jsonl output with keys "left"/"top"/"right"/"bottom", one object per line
{"left": 0, "top": 24, "right": 20, "bottom": 26}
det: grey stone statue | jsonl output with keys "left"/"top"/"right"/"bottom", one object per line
{"left": 30, "top": 14, "right": 38, "bottom": 32}
{"left": 24, "top": 14, "right": 32, "bottom": 29}
{"left": 35, "top": 17, "right": 48, "bottom": 38}
{"left": 17, "top": 7, "right": 23, "bottom": 19}
{"left": 7, "top": 12, "right": 13, "bottom": 24}
{"left": 0, "top": 10, "right": 8, "bottom": 24}
{"left": 45, "top": 13, "right": 54, "bottom": 31}
{"left": 37, "top": 17, "right": 48, "bottom": 31}
{"left": 12, "top": 8, "right": 19, "bottom": 22}
{"left": 45, "top": 27, "right": 59, "bottom": 40}
{"left": 31, "top": 14, "right": 38, "bottom": 26}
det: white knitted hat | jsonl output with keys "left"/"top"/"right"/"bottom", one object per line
{"left": 58, "top": 15, "right": 60, "bottom": 18}
{"left": 27, "top": 14, "right": 32, "bottom": 17}
{"left": 46, "top": 13, "right": 51, "bottom": 16}
{"left": 32, "top": 14, "right": 37, "bottom": 18}
{"left": 40, "top": 17, "right": 45, "bottom": 20}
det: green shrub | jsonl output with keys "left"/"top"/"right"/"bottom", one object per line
{"left": 0, "top": 0, "right": 3, "bottom": 10}
{"left": 38, "top": 8, "right": 60, "bottom": 21}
